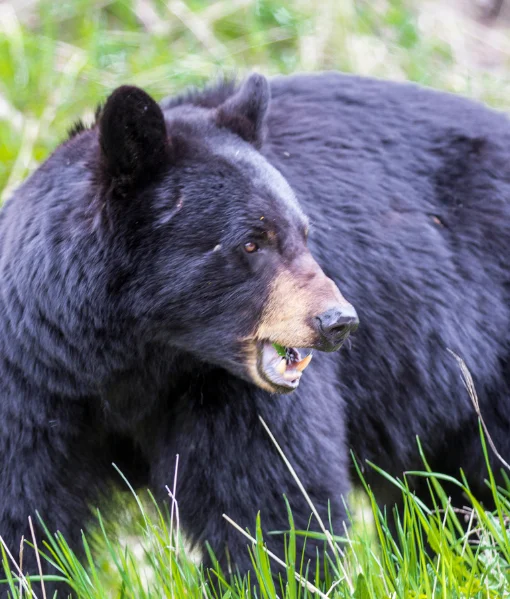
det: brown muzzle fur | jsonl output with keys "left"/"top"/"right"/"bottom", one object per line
{"left": 255, "top": 251, "right": 353, "bottom": 348}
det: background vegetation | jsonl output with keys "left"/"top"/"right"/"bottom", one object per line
{"left": 3, "top": 0, "right": 510, "bottom": 201}
{"left": 2, "top": 0, "right": 510, "bottom": 596}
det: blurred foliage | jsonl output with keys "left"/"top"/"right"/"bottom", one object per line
{"left": 2, "top": 0, "right": 510, "bottom": 199}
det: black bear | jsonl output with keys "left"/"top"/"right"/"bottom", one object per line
{"left": 0, "top": 71, "right": 509, "bottom": 595}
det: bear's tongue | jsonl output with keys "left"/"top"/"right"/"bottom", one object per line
{"left": 259, "top": 343, "right": 313, "bottom": 389}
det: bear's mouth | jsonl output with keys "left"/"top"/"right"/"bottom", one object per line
{"left": 257, "top": 342, "right": 313, "bottom": 393}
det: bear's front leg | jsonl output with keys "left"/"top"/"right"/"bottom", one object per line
{"left": 0, "top": 394, "right": 119, "bottom": 599}
{"left": 149, "top": 370, "right": 349, "bottom": 579}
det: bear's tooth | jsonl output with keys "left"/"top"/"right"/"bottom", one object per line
{"left": 276, "top": 358, "right": 287, "bottom": 375}
{"left": 295, "top": 353, "right": 312, "bottom": 372}
{"left": 283, "top": 370, "right": 302, "bottom": 382}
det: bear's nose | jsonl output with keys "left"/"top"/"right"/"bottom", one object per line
{"left": 316, "top": 305, "right": 359, "bottom": 350}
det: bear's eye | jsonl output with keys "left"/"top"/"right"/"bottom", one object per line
{"left": 244, "top": 241, "right": 259, "bottom": 253}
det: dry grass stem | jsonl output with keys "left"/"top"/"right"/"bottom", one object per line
{"left": 258, "top": 415, "right": 354, "bottom": 593}
{"left": 222, "top": 513, "right": 329, "bottom": 599}
{"left": 28, "top": 517, "right": 46, "bottom": 599}
{"left": 449, "top": 349, "right": 510, "bottom": 472}
{"left": 0, "top": 535, "right": 37, "bottom": 599}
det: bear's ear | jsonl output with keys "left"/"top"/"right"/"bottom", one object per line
{"left": 216, "top": 73, "right": 270, "bottom": 148}
{"left": 99, "top": 85, "right": 169, "bottom": 190}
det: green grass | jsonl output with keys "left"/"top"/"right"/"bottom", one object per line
{"left": 2, "top": 0, "right": 510, "bottom": 596}
{"left": 3, "top": 416, "right": 510, "bottom": 598}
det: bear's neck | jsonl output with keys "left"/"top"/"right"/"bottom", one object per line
{"left": 0, "top": 171, "right": 150, "bottom": 399}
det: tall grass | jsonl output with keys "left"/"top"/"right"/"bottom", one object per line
{"left": 2, "top": 415, "right": 510, "bottom": 597}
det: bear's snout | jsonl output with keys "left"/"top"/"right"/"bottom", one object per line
{"left": 254, "top": 250, "right": 357, "bottom": 351}
{"left": 315, "top": 304, "right": 359, "bottom": 351}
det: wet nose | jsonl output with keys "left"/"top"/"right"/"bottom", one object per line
{"left": 316, "top": 305, "right": 359, "bottom": 350}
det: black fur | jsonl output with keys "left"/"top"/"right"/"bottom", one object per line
{"left": 1, "top": 72, "right": 510, "bottom": 597}
{"left": 159, "top": 76, "right": 237, "bottom": 111}
{"left": 99, "top": 85, "right": 170, "bottom": 191}
{"left": 216, "top": 73, "right": 270, "bottom": 147}
{"left": 67, "top": 105, "right": 103, "bottom": 140}
{"left": 67, "top": 119, "right": 88, "bottom": 139}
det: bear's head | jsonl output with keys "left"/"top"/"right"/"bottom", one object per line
{"left": 96, "top": 74, "right": 358, "bottom": 394}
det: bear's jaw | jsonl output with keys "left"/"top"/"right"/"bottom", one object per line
{"left": 257, "top": 342, "right": 313, "bottom": 393}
